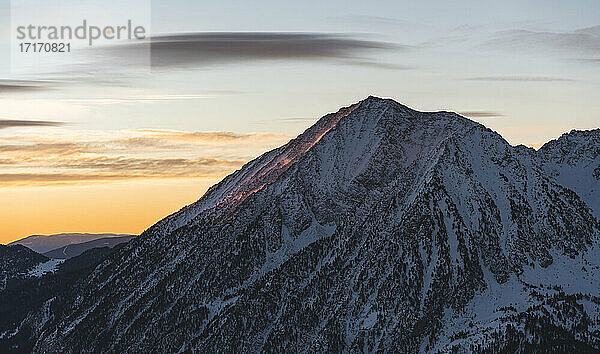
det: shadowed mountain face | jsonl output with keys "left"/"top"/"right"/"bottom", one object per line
{"left": 0, "top": 246, "right": 121, "bottom": 352}
{"left": 0, "top": 245, "right": 49, "bottom": 291}
{"left": 4, "top": 97, "right": 600, "bottom": 352}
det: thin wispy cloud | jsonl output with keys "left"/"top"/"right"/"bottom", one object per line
{"left": 277, "top": 117, "right": 319, "bottom": 122}
{"left": 343, "top": 60, "right": 414, "bottom": 70}
{"left": 0, "top": 119, "right": 65, "bottom": 129}
{"left": 0, "top": 173, "right": 129, "bottom": 183}
{"left": 0, "top": 142, "right": 90, "bottom": 155}
{"left": 483, "top": 25, "right": 600, "bottom": 58}
{"left": 59, "top": 92, "right": 240, "bottom": 105}
{"left": 0, "top": 129, "right": 291, "bottom": 186}
{"left": 577, "top": 58, "right": 600, "bottom": 64}
{"left": 0, "top": 173, "right": 227, "bottom": 184}
{"left": 131, "top": 129, "right": 291, "bottom": 144}
{"left": 334, "top": 15, "right": 431, "bottom": 30}
{"left": 458, "top": 111, "right": 504, "bottom": 118}
{"left": 249, "top": 117, "right": 319, "bottom": 126}
{"left": 50, "top": 156, "right": 244, "bottom": 171}
{"left": 466, "top": 76, "right": 575, "bottom": 82}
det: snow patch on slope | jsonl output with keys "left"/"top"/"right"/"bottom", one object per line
{"left": 28, "top": 259, "right": 64, "bottom": 277}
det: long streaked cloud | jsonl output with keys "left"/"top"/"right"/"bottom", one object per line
{"left": 0, "top": 80, "right": 53, "bottom": 93}
{"left": 101, "top": 32, "right": 406, "bottom": 70}
{"left": 132, "top": 129, "right": 289, "bottom": 143}
{"left": 58, "top": 92, "right": 241, "bottom": 105}
{"left": 2, "top": 33, "right": 406, "bottom": 95}
{"left": 0, "top": 129, "right": 292, "bottom": 186}
{"left": 1, "top": 130, "right": 290, "bottom": 150}
{"left": 0, "top": 142, "right": 84, "bottom": 155}
{"left": 0, "top": 119, "right": 65, "bottom": 129}
{"left": 47, "top": 156, "right": 245, "bottom": 171}
{"left": 458, "top": 111, "right": 504, "bottom": 118}
{"left": 579, "top": 58, "right": 600, "bottom": 64}
{"left": 277, "top": 117, "right": 319, "bottom": 122}
{"left": 0, "top": 173, "right": 227, "bottom": 184}
{"left": 1, "top": 32, "right": 407, "bottom": 93}
{"left": 1, "top": 32, "right": 406, "bottom": 94}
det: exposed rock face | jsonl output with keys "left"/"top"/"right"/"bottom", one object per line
{"left": 538, "top": 128, "right": 600, "bottom": 220}
{"left": 3, "top": 97, "right": 600, "bottom": 352}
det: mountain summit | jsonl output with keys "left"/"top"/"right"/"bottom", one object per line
{"left": 4, "top": 97, "right": 600, "bottom": 352}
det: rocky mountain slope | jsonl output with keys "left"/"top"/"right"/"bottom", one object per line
{"left": 0, "top": 245, "right": 50, "bottom": 291}
{"left": 3, "top": 97, "right": 600, "bottom": 352}
{"left": 0, "top": 246, "right": 121, "bottom": 352}
{"left": 538, "top": 129, "right": 600, "bottom": 220}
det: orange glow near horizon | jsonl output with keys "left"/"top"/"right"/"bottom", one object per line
{"left": 0, "top": 127, "right": 292, "bottom": 244}
{"left": 0, "top": 177, "right": 221, "bottom": 244}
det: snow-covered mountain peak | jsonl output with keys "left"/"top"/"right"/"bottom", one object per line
{"left": 154, "top": 97, "right": 485, "bottom": 235}
{"left": 9, "top": 97, "right": 600, "bottom": 353}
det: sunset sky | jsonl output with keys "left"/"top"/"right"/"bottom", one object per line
{"left": 1, "top": 0, "right": 599, "bottom": 243}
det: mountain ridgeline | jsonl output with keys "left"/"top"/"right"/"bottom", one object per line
{"left": 9, "top": 233, "right": 136, "bottom": 254}
{"left": 4, "top": 97, "right": 600, "bottom": 352}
